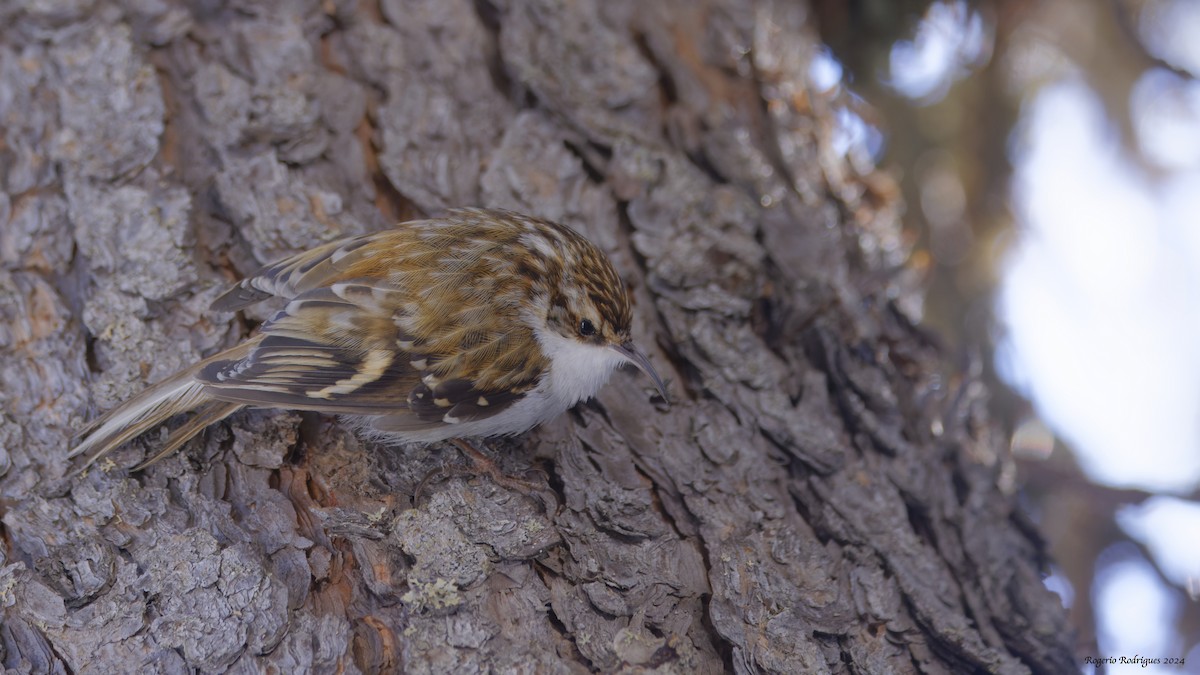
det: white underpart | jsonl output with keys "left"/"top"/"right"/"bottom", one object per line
{"left": 363, "top": 326, "right": 626, "bottom": 445}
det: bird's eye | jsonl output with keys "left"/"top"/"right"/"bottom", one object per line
{"left": 579, "top": 319, "right": 596, "bottom": 337}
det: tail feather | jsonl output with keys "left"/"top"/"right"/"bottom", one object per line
{"left": 71, "top": 372, "right": 207, "bottom": 469}
{"left": 71, "top": 343, "right": 253, "bottom": 470}
{"left": 132, "top": 400, "right": 244, "bottom": 470}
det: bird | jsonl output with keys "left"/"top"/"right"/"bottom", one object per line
{"left": 70, "top": 207, "right": 668, "bottom": 471}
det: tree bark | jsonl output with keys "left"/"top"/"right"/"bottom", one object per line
{"left": 0, "top": 0, "right": 1075, "bottom": 673}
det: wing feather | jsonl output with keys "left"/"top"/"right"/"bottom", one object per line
{"left": 202, "top": 212, "right": 559, "bottom": 432}
{"left": 210, "top": 230, "right": 407, "bottom": 312}
{"left": 199, "top": 281, "right": 541, "bottom": 429}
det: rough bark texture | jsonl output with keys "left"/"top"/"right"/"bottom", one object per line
{"left": 0, "top": 1, "right": 1075, "bottom": 673}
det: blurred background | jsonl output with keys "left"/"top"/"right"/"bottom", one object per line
{"left": 808, "top": 0, "right": 1200, "bottom": 669}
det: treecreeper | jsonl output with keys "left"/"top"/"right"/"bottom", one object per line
{"left": 71, "top": 208, "right": 668, "bottom": 472}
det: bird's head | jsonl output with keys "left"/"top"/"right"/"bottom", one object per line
{"left": 539, "top": 244, "right": 668, "bottom": 403}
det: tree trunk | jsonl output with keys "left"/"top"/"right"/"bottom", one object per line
{"left": 0, "top": 0, "right": 1075, "bottom": 672}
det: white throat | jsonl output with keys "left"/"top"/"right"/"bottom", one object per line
{"left": 533, "top": 327, "right": 626, "bottom": 411}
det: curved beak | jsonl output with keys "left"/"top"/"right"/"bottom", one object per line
{"left": 611, "top": 341, "right": 669, "bottom": 403}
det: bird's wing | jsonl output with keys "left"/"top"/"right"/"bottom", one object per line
{"left": 210, "top": 230, "right": 408, "bottom": 312}
{"left": 197, "top": 281, "right": 543, "bottom": 427}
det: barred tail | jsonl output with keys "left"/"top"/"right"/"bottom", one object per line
{"left": 71, "top": 346, "right": 250, "bottom": 470}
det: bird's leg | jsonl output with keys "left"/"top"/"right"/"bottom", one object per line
{"left": 414, "top": 438, "right": 557, "bottom": 513}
